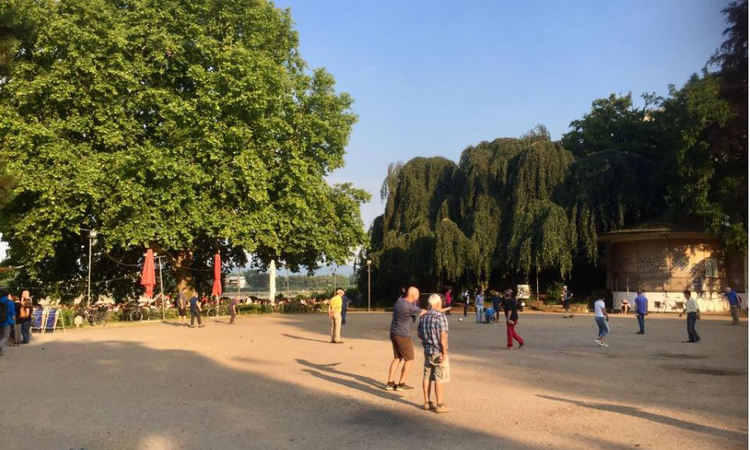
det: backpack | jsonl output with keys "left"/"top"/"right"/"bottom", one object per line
{"left": 0, "top": 300, "right": 8, "bottom": 323}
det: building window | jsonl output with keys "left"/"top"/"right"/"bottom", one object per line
{"left": 705, "top": 259, "right": 718, "bottom": 278}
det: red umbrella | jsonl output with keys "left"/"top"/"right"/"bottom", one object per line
{"left": 212, "top": 253, "right": 222, "bottom": 298}
{"left": 140, "top": 249, "right": 156, "bottom": 298}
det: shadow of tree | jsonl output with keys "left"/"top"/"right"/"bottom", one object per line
{"left": 2, "top": 338, "right": 569, "bottom": 450}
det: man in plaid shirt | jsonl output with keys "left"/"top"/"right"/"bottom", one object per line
{"left": 418, "top": 294, "right": 451, "bottom": 413}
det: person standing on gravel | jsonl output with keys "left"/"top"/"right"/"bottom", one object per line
{"left": 679, "top": 289, "right": 701, "bottom": 343}
{"left": 418, "top": 294, "right": 451, "bottom": 413}
{"left": 475, "top": 290, "right": 485, "bottom": 323}
{"left": 491, "top": 291, "right": 502, "bottom": 323}
{"left": 229, "top": 296, "right": 239, "bottom": 324}
{"left": 723, "top": 286, "right": 740, "bottom": 325}
{"left": 594, "top": 296, "right": 609, "bottom": 347}
{"left": 462, "top": 290, "right": 469, "bottom": 317}
{"left": 385, "top": 286, "right": 426, "bottom": 391}
{"left": 189, "top": 292, "right": 204, "bottom": 328}
{"left": 176, "top": 290, "right": 188, "bottom": 327}
{"left": 503, "top": 289, "right": 524, "bottom": 349}
{"left": 634, "top": 291, "right": 648, "bottom": 334}
{"left": 562, "top": 287, "right": 573, "bottom": 318}
{"left": 328, "top": 289, "right": 344, "bottom": 343}
{"left": 0, "top": 289, "right": 15, "bottom": 356}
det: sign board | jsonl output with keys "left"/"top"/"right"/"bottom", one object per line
{"left": 516, "top": 284, "right": 530, "bottom": 299}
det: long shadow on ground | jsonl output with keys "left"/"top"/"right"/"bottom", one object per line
{"left": 1, "top": 339, "right": 581, "bottom": 450}
{"left": 538, "top": 395, "right": 747, "bottom": 443}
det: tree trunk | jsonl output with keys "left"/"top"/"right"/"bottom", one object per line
{"left": 174, "top": 250, "right": 195, "bottom": 296}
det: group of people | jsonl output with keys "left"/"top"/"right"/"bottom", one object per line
{"left": 0, "top": 289, "right": 35, "bottom": 356}
{"left": 173, "top": 290, "right": 242, "bottom": 327}
{"left": 594, "top": 286, "right": 742, "bottom": 347}
{"left": 380, "top": 286, "right": 526, "bottom": 414}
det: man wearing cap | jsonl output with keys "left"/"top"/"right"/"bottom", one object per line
{"left": 328, "top": 288, "right": 345, "bottom": 343}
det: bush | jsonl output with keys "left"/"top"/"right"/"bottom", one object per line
{"left": 546, "top": 282, "right": 564, "bottom": 305}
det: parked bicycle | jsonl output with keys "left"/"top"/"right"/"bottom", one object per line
{"left": 125, "top": 302, "right": 149, "bottom": 322}
{"left": 78, "top": 305, "right": 108, "bottom": 327}
{"left": 205, "top": 299, "right": 230, "bottom": 318}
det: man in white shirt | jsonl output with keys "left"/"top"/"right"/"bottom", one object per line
{"left": 679, "top": 289, "right": 701, "bottom": 343}
{"left": 593, "top": 296, "right": 609, "bottom": 347}
{"left": 474, "top": 290, "right": 485, "bottom": 323}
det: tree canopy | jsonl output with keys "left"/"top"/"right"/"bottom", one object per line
{"left": 0, "top": 0, "right": 368, "bottom": 301}
{"left": 362, "top": 133, "right": 661, "bottom": 296}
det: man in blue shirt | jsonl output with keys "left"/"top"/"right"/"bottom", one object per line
{"left": 724, "top": 286, "right": 740, "bottom": 325}
{"left": 634, "top": 291, "right": 648, "bottom": 334}
{"left": 0, "top": 289, "right": 16, "bottom": 356}
{"left": 189, "top": 293, "right": 204, "bottom": 328}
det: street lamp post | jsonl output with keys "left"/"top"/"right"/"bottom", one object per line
{"left": 366, "top": 259, "right": 372, "bottom": 312}
{"left": 87, "top": 230, "right": 97, "bottom": 304}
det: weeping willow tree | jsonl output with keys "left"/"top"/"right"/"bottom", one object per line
{"left": 363, "top": 128, "right": 663, "bottom": 296}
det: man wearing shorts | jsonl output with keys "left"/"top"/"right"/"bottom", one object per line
{"left": 418, "top": 294, "right": 450, "bottom": 413}
{"left": 385, "top": 286, "right": 426, "bottom": 391}
{"left": 176, "top": 290, "right": 187, "bottom": 326}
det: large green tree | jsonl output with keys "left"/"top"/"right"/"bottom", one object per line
{"left": 0, "top": 0, "right": 368, "bottom": 300}
{"left": 362, "top": 130, "right": 660, "bottom": 296}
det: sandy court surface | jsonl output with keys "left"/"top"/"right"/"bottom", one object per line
{"left": 0, "top": 311, "right": 746, "bottom": 450}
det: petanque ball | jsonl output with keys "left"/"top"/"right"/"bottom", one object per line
{"left": 458, "top": 318, "right": 463, "bottom": 322}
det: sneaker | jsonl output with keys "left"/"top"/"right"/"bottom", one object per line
{"left": 518, "top": 342, "right": 524, "bottom": 349}
{"left": 395, "top": 383, "right": 414, "bottom": 391}
{"left": 384, "top": 382, "right": 396, "bottom": 391}
{"left": 424, "top": 401, "right": 436, "bottom": 411}
{"left": 601, "top": 342, "right": 609, "bottom": 347}
{"left": 636, "top": 331, "right": 645, "bottom": 334}
{"left": 435, "top": 404, "right": 452, "bottom": 414}
{"left": 594, "top": 339, "right": 601, "bottom": 346}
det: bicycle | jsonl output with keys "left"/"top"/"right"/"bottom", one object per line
{"left": 127, "top": 303, "right": 149, "bottom": 322}
{"left": 77, "top": 306, "right": 108, "bottom": 327}
{"left": 205, "top": 300, "right": 230, "bottom": 318}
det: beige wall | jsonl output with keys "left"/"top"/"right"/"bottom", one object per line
{"left": 607, "top": 238, "right": 746, "bottom": 294}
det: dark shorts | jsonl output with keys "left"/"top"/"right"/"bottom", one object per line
{"left": 390, "top": 333, "right": 414, "bottom": 361}
{"left": 178, "top": 308, "right": 186, "bottom": 317}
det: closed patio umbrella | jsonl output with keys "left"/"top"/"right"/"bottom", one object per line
{"left": 140, "top": 249, "right": 156, "bottom": 298}
{"left": 212, "top": 253, "right": 222, "bottom": 298}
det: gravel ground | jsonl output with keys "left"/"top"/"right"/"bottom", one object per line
{"left": 0, "top": 311, "right": 746, "bottom": 450}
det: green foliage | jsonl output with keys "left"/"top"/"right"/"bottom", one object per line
{"left": 560, "top": 93, "right": 660, "bottom": 159}
{"left": 545, "top": 281, "right": 564, "bottom": 305}
{"left": 0, "top": 0, "right": 368, "bottom": 297}
{"left": 656, "top": 72, "right": 746, "bottom": 249}
{"left": 558, "top": 150, "right": 664, "bottom": 258}
{"left": 364, "top": 132, "right": 601, "bottom": 295}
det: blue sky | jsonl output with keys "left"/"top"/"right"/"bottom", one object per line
{"left": 274, "top": 0, "right": 733, "bottom": 234}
